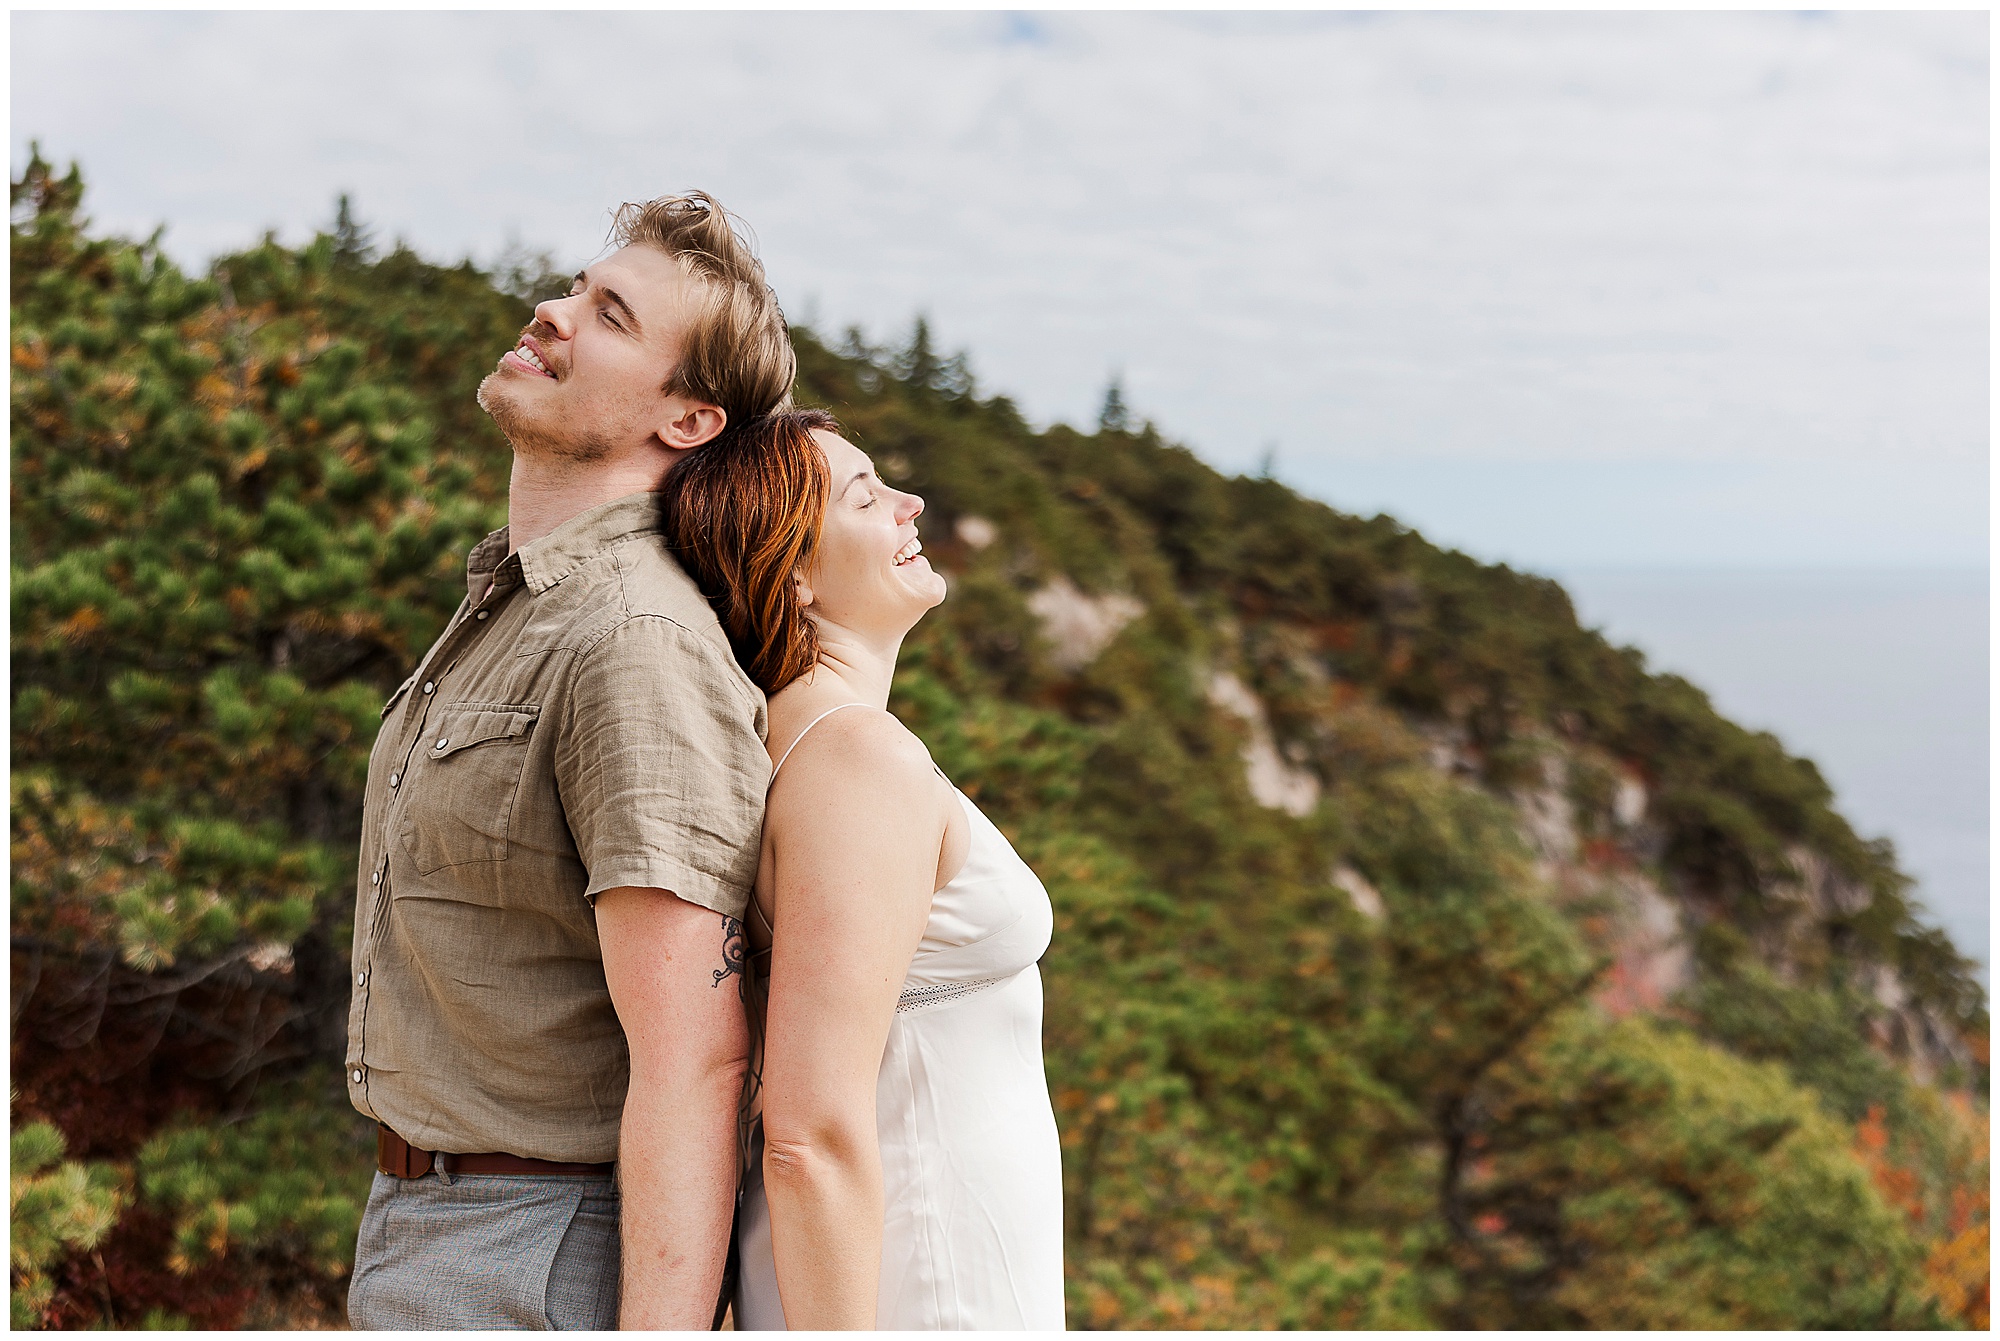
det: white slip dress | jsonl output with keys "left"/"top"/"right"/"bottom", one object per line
{"left": 733, "top": 704, "right": 1067, "bottom": 1331}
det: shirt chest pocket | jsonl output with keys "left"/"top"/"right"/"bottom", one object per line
{"left": 398, "top": 703, "right": 541, "bottom": 876}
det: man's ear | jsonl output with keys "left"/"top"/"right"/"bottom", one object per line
{"left": 656, "top": 398, "right": 726, "bottom": 453}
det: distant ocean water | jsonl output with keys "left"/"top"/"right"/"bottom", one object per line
{"left": 1554, "top": 568, "right": 1989, "bottom": 988}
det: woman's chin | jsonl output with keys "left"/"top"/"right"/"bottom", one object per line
{"left": 908, "top": 576, "right": 948, "bottom": 620}
{"left": 895, "top": 558, "right": 948, "bottom": 609}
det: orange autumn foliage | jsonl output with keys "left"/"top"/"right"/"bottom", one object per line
{"left": 1922, "top": 1098, "right": 1989, "bottom": 1331}
{"left": 1854, "top": 1100, "right": 1989, "bottom": 1330}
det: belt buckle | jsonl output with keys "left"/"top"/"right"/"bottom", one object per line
{"left": 377, "top": 1125, "right": 434, "bottom": 1179}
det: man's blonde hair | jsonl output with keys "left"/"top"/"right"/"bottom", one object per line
{"left": 610, "top": 192, "right": 795, "bottom": 424}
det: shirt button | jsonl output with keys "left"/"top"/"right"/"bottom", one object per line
{"left": 351, "top": 1068, "right": 365, "bottom": 1085}
{"left": 388, "top": 772, "right": 399, "bottom": 787}
{"left": 477, "top": 610, "right": 490, "bottom": 621}
{"left": 371, "top": 871, "right": 380, "bottom": 886}
{"left": 356, "top": 970, "right": 367, "bottom": 987}
{"left": 435, "top": 738, "right": 449, "bottom": 750}
{"left": 423, "top": 681, "right": 435, "bottom": 694}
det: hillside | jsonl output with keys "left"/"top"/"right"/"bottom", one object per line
{"left": 10, "top": 153, "right": 1988, "bottom": 1329}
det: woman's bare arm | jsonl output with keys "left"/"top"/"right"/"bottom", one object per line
{"left": 756, "top": 710, "right": 948, "bottom": 1329}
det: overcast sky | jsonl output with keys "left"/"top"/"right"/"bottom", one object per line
{"left": 12, "top": 10, "right": 1988, "bottom": 571}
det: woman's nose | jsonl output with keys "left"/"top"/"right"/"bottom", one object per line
{"left": 897, "top": 491, "right": 926, "bottom": 524}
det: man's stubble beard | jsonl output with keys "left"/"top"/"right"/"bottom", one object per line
{"left": 476, "top": 371, "right": 617, "bottom": 466}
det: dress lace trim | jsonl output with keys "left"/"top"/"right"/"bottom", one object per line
{"left": 896, "top": 975, "right": 1007, "bottom": 1013}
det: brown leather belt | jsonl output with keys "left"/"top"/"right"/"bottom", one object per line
{"left": 377, "top": 1125, "right": 614, "bottom": 1180}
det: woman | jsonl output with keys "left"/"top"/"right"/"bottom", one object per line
{"left": 659, "top": 408, "right": 1066, "bottom": 1330}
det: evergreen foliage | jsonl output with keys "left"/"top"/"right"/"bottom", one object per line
{"left": 11, "top": 1124, "right": 126, "bottom": 1328}
{"left": 11, "top": 153, "right": 1987, "bottom": 1328}
{"left": 1098, "top": 376, "right": 1130, "bottom": 434}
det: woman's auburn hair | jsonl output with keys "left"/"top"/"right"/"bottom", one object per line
{"left": 659, "top": 407, "right": 838, "bottom": 694}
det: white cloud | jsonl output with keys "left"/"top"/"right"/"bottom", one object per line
{"left": 11, "top": 11, "right": 1986, "bottom": 567}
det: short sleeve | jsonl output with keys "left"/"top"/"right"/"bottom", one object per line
{"left": 555, "top": 615, "right": 770, "bottom": 918}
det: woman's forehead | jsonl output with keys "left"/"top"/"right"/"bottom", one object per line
{"left": 812, "top": 429, "right": 870, "bottom": 476}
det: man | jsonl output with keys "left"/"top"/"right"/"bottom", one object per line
{"left": 344, "top": 192, "right": 793, "bottom": 1329}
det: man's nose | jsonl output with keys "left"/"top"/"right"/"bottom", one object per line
{"left": 529, "top": 297, "right": 574, "bottom": 341}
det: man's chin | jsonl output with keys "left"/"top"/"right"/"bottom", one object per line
{"left": 477, "top": 378, "right": 616, "bottom": 466}
{"left": 476, "top": 373, "right": 537, "bottom": 442}
{"left": 475, "top": 370, "right": 512, "bottom": 419}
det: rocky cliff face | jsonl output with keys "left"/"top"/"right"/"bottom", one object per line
{"left": 1012, "top": 559, "right": 1974, "bottom": 1088}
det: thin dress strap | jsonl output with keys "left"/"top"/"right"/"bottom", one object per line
{"left": 768, "top": 701, "right": 877, "bottom": 787}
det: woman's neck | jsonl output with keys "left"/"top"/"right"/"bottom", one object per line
{"left": 792, "top": 623, "right": 905, "bottom": 710}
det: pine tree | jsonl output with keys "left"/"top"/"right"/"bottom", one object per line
{"left": 895, "top": 314, "right": 939, "bottom": 390}
{"left": 331, "top": 193, "right": 373, "bottom": 268}
{"left": 1098, "top": 375, "right": 1130, "bottom": 433}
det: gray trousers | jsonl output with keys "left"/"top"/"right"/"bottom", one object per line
{"left": 348, "top": 1171, "right": 620, "bottom": 1330}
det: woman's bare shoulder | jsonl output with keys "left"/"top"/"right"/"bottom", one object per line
{"left": 762, "top": 702, "right": 954, "bottom": 891}
{"left": 772, "top": 702, "right": 932, "bottom": 789}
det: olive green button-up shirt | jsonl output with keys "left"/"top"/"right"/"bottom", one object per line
{"left": 344, "top": 492, "right": 769, "bottom": 1164}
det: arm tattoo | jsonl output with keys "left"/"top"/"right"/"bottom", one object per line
{"left": 713, "top": 915, "right": 748, "bottom": 1002}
